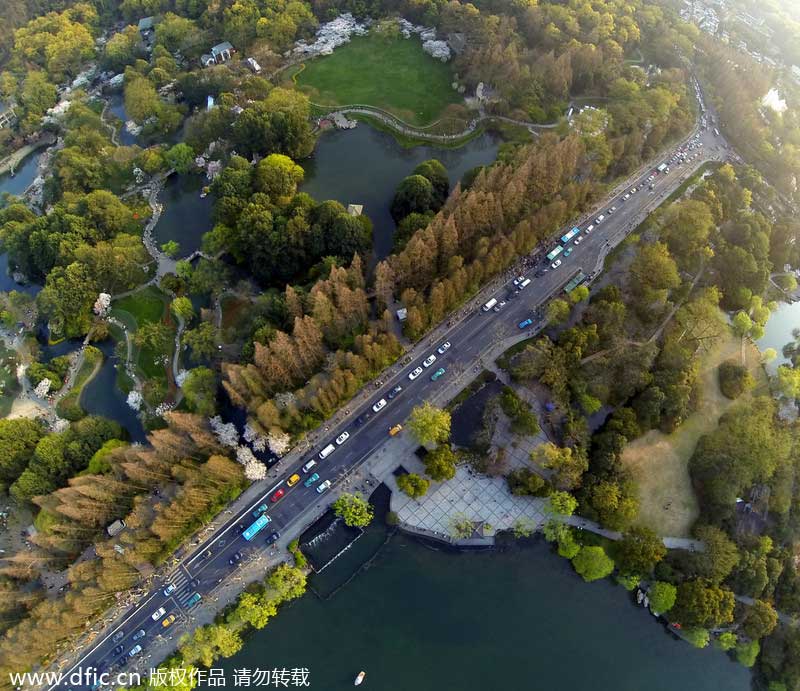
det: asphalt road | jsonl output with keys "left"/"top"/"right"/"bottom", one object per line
{"left": 53, "top": 108, "right": 729, "bottom": 691}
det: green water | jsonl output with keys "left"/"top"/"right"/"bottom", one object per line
{"left": 219, "top": 534, "right": 751, "bottom": 690}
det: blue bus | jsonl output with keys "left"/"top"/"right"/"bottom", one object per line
{"left": 546, "top": 245, "right": 563, "bottom": 262}
{"left": 243, "top": 514, "right": 271, "bottom": 541}
{"left": 560, "top": 227, "right": 580, "bottom": 245}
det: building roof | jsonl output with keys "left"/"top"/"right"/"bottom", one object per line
{"left": 138, "top": 16, "right": 155, "bottom": 31}
{"left": 347, "top": 204, "right": 363, "bottom": 216}
{"left": 211, "top": 41, "right": 234, "bottom": 55}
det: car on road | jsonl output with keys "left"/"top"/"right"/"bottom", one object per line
{"left": 128, "top": 645, "right": 142, "bottom": 658}
{"left": 372, "top": 398, "right": 387, "bottom": 412}
{"left": 623, "top": 193, "right": 630, "bottom": 200}
{"left": 163, "top": 583, "right": 175, "bottom": 597}
{"left": 112, "top": 645, "right": 124, "bottom": 656}
{"left": 585, "top": 224, "right": 594, "bottom": 233}
{"left": 512, "top": 276, "right": 525, "bottom": 286}
{"left": 518, "top": 318, "right": 533, "bottom": 329}
{"left": 563, "top": 248, "right": 573, "bottom": 257}
{"left": 493, "top": 300, "right": 506, "bottom": 311}
{"left": 551, "top": 259, "right": 562, "bottom": 269}
{"left": 355, "top": 412, "right": 371, "bottom": 425}
{"left": 162, "top": 614, "right": 176, "bottom": 628}
{"left": 252, "top": 503, "right": 268, "bottom": 519}
{"left": 608, "top": 206, "right": 616, "bottom": 213}
{"left": 151, "top": 607, "right": 166, "bottom": 621}
{"left": 304, "top": 472, "right": 320, "bottom": 487}
{"left": 335, "top": 431, "right": 350, "bottom": 445}
{"left": 270, "top": 487, "right": 286, "bottom": 503}
{"left": 422, "top": 354, "right": 437, "bottom": 367}
{"left": 180, "top": 579, "right": 200, "bottom": 596}
{"left": 317, "top": 480, "right": 332, "bottom": 494}
{"left": 430, "top": 367, "right": 446, "bottom": 381}
{"left": 630, "top": 187, "right": 637, "bottom": 193}
{"left": 573, "top": 235, "right": 583, "bottom": 245}
{"left": 185, "top": 593, "right": 202, "bottom": 608}
{"left": 389, "top": 424, "right": 403, "bottom": 436}
{"left": 387, "top": 385, "right": 403, "bottom": 399}
{"left": 408, "top": 367, "right": 423, "bottom": 380}
{"left": 301, "top": 460, "right": 317, "bottom": 474}
{"left": 112, "top": 631, "right": 125, "bottom": 644}
{"left": 287, "top": 473, "right": 301, "bottom": 487}
{"left": 595, "top": 214, "right": 605, "bottom": 224}
{"left": 229, "top": 551, "right": 243, "bottom": 565}
{"left": 437, "top": 341, "right": 451, "bottom": 354}
{"left": 133, "top": 629, "right": 146, "bottom": 641}
{"left": 265, "top": 531, "right": 280, "bottom": 546}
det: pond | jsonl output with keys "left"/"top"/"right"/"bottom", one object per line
{"left": 151, "top": 173, "right": 214, "bottom": 257}
{"left": 0, "top": 254, "right": 41, "bottom": 295}
{"left": 219, "top": 531, "right": 751, "bottom": 691}
{"left": 301, "top": 124, "right": 502, "bottom": 262}
{"left": 0, "top": 150, "right": 42, "bottom": 198}
{"left": 758, "top": 299, "right": 800, "bottom": 372}
{"left": 80, "top": 339, "right": 147, "bottom": 442}
{"left": 106, "top": 93, "right": 139, "bottom": 147}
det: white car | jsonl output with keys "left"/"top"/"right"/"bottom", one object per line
{"left": 623, "top": 193, "right": 630, "bottom": 200}
{"left": 493, "top": 301, "right": 506, "bottom": 312}
{"left": 585, "top": 224, "right": 594, "bottom": 233}
{"left": 372, "top": 399, "right": 387, "bottom": 413}
{"left": 437, "top": 342, "right": 451, "bottom": 354}
{"left": 316, "top": 480, "right": 331, "bottom": 494}
{"left": 630, "top": 187, "right": 637, "bottom": 193}
{"left": 422, "top": 354, "right": 437, "bottom": 368}
{"left": 151, "top": 607, "right": 166, "bottom": 621}
{"left": 512, "top": 276, "right": 524, "bottom": 286}
{"left": 608, "top": 206, "right": 616, "bottom": 213}
{"left": 163, "top": 584, "right": 175, "bottom": 597}
{"left": 551, "top": 259, "right": 562, "bottom": 269}
{"left": 573, "top": 236, "right": 583, "bottom": 245}
{"left": 335, "top": 431, "right": 350, "bottom": 445}
{"left": 408, "top": 367, "right": 423, "bottom": 380}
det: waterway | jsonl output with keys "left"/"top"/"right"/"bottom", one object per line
{"left": 107, "top": 93, "right": 139, "bottom": 147}
{"left": 219, "top": 533, "right": 750, "bottom": 691}
{"left": 152, "top": 173, "right": 214, "bottom": 257}
{"left": 0, "top": 150, "right": 42, "bottom": 198}
{"left": 758, "top": 299, "right": 800, "bottom": 372}
{"left": 301, "top": 125, "right": 501, "bottom": 261}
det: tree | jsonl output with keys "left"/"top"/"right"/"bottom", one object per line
{"left": 182, "top": 322, "right": 219, "bottom": 361}
{"left": 171, "top": 296, "right": 195, "bottom": 321}
{"left": 254, "top": 154, "right": 304, "bottom": 202}
{"left": 235, "top": 591, "right": 278, "bottom": 629}
{"left": 267, "top": 563, "right": 307, "bottom": 600}
{"left": 548, "top": 490, "right": 577, "bottom": 516}
{"left": 165, "top": 143, "right": 196, "bottom": 175}
{"left": 736, "top": 639, "right": 760, "bottom": 667}
{"left": 716, "top": 632, "right": 737, "bottom": 651}
{"left": 546, "top": 298, "right": 571, "bottom": 325}
{"left": 396, "top": 473, "right": 430, "bottom": 498}
{"left": 531, "top": 442, "right": 587, "bottom": 490}
{"left": 683, "top": 628, "right": 710, "bottom": 649}
{"left": 693, "top": 525, "right": 740, "bottom": 582}
{"left": 571, "top": 546, "right": 615, "bottom": 582}
{"left": 161, "top": 240, "right": 180, "bottom": 258}
{"left": 671, "top": 579, "right": 735, "bottom": 628}
{"left": 407, "top": 402, "right": 451, "bottom": 445}
{"left": 182, "top": 367, "right": 217, "bottom": 416}
{"left": 391, "top": 174, "right": 435, "bottom": 221}
{"left": 133, "top": 321, "right": 172, "bottom": 352}
{"left": 718, "top": 360, "right": 753, "bottom": 399}
{"left": 616, "top": 526, "right": 666, "bottom": 575}
{"left": 649, "top": 581, "right": 677, "bottom": 614}
{"left": 732, "top": 311, "right": 753, "bottom": 337}
{"left": 776, "top": 365, "right": 800, "bottom": 400}
{"left": 179, "top": 623, "right": 242, "bottom": 667}
{"left": 742, "top": 599, "right": 779, "bottom": 640}
{"left": 424, "top": 445, "right": 457, "bottom": 482}
{"left": 332, "top": 493, "right": 373, "bottom": 527}
{"left": 0, "top": 419, "right": 44, "bottom": 490}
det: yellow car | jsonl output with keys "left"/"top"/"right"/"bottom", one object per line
{"left": 162, "top": 614, "right": 176, "bottom": 628}
{"left": 389, "top": 424, "right": 403, "bottom": 436}
{"left": 287, "top": 473, "right": 301, "bottom": 487}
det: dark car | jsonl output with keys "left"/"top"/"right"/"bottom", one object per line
{"left": 387, "top": 385, "right": 403, "bottom": 400}
{"left": 112, "top": 645, "right": 124, "bottom": 656}
{"left": 180, "top": 579, "right": 200, "bottom": 597}
{"left": 112, "top": 630, "right": 125, "bottom": 644}
{"left": 229, "top": 551, "right": 242, "bottom": 565}
{"left": 265, "top": 531, "right": 280, "bottom": 545}
{"left": 355, "top": 412, "right": 371, "bottom": 426}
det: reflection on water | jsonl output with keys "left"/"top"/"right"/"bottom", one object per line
{"left": 758, "top": 300, "right": 800, "bottom": 372}
{"left": 301, "top": 125, "right": 501, "bottom": 261}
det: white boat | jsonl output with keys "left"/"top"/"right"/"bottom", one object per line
{"left": 354, "top": 671, "right": 366, "bottom": 686}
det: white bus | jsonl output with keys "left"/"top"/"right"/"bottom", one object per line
{"left": 482, "top": 298, "right": 498, "bottom": 312}
{"left": 319, "top": 443, "right": 336, "bottom": 459}
{"left": 546, "top": 246, "right": 563, "bottom": 262}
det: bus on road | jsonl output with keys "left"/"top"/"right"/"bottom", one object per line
{"left": 243, "top": 514, "right": 270, "bottom": 541}
{"left": 560, "top": 227, "right": 580, "bottom": 245}
{"left": 546, "top": 246, "right": 563, "bottom": 262}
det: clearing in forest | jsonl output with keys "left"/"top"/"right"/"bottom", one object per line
{"left": 294, "top": 34, "right": 462, "bottom": 125}
{"left": 621, "top": 332, "right": 768, "bottom": 538}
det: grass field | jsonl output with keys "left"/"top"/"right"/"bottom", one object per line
{"left": 294, "top": 34, "right": 461, "bottom": 125}
{"left": 0, "top": 343, "right": 19, "bottom": 418}
{"left": 622, "top": 330, "right": 768, "bottom": 537}
{"left": 56, "top": 345, "right": 103, "bottom": 421}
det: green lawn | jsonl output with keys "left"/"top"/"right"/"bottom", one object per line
{"left": 114, "top": 286, "right": 168, "bottom": 325}
{"left": 295, "top": 34, "right": 462, "bottom": 125}
{"left": 0, "top": 343, "right": 19, "bottom": 418}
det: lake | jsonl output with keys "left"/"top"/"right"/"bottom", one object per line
{"left": 0, "top": 150, "right": 42, "bottom": 198}
{"left": 758, "top": 299, "right": 800, "bottom": 372}
{"left": 152, "top": 173, "right": 214, "bottom": 257}
{"left": 301, "top": 125, "right": 502, "bottom": 261}
{"left": 219, "top": 532, "right": 750, "bottom": 691}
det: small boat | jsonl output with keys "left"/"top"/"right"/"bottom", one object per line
{"left": 643, "top": 595, "right": 650, "bottom": 609}
{"left": 636, "top": 589, "right": 644, "bottom": 604}
{"left": 354, "top": 671, "right": 366, "bottom": 686}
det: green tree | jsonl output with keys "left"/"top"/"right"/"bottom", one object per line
{"left": 179, "top": 624, "right": 242, "bottom": 667}
{"left": 548, "top": 490, "right": 577, "bottom": 516}
{"left": 396, "top": 473, "right": 430, "bottom": 498}
{"left": 165, "top": 143, "right": 196, "bottom": 174}
{"left": 736, "top": 639, "right": 760, "bottom": 667}
{"left": 391, "top": 174, "right": 436, "bottom": 221}
{"left": 182, "top": 367, "right": 217, "bottom": 416}
{"left": 718, "top": 360, "right": 754, "bottom": 399}
{"left": 133, "top": 321, "right": 172, "bottom": 352}
{"left": 571, "top": 546, "right": 615, "bottom": 582}
{"left": 182, "top": 322, "right": 219, "bottom": 361}
{"left": 0, "top": 419, "right": 44, "bottom": 489}
{"left": 407, "top": 402, "right": 451, "bottom": 445}
{"left": 267, "top": 563, "right": 307, "bottom": 600}
{"left": 683, "top": 628, "right": 710, "bottom": 649}
{"left": 649, "top": 581, "right": 677, "bottom": 614}
{"left": 254, "top": 154, "right": 304, "bottom": 202}
{"left": 776, "top": 365, "right": 800, "bottom": 400}
{"left": 424, "top": 445, "right": 457, "bottom": 481}
{"left": 546, "top": 298, "right": 571, "bottom": 325}
{"left": 413, "top": 159, "right": 449, "bottom": 206}
{"left": 234, "top": 591, "right": 278, "bottom": 630}
{"left": 742, "top": 599, "right": 779, "bottom": 640}
{"left": 672, "top": 579, "right": 735, "bottom": 628}
{"left": 332, "top": 493, "right": 373, "bottom": 528}
{"left": 716, "top": 632, "right": 737, "bottom": 651}
{"left": 171, "top": 296, "right": 195, "bottom": 321}
{"left": 616, "top": 526, "right": 666, "bottom": 575}
{"left": 732, "top": 311, "right": 753, "bottom": 337}
{"left": 161, "top": 240, "right": 180, "bottom": 258}
{"left": 531, "top": 442, "right": 587, "bottom": 490}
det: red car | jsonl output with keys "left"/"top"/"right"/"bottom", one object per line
{"left": 270, "top": 488, "right": 286, "bottom": 503}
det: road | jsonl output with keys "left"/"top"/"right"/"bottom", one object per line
{"left": 51, "top": 103, "right": 730, "bottom": 691}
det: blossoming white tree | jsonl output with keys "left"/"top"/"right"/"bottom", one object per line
{"left": 33, "top": 378, "right": 51, "bottom": 398}
{"left": 93, "top": 293, "right": 112, "bottom": 317}
{"left": 236, "top": 445, "right": 258, "bottom": 466}
{"left": 243, "top": 422, "right": 267, "bottom": 452}
{"left": 244, "top": 460, "right": 267, "bottom": 481}
{"left": 209, "top": 415, "right": 239, "bottom": 447}
{"left": 126, "top": 390, "right": 143, "bottom": 410}
{"left": 267, "top": 430, "right": 291, "bottom": 457}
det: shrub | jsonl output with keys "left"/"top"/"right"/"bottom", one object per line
{"left": 718, "top": 360, "right": 753, "bottom": 399}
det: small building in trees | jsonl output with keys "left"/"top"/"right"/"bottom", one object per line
{"left": 347, "top": 204, "right": 363, "bottom": 216}
{"left": 396, "top": 308, "right": 407, "bottom": 321}
{"left": 0, "top": 101, "right": 17, "bottom": 130}
{"left": 245, "top": 57, "right": 262, "bottom": 74}
{"left": 202, "top": 42, "right": 235, "bottom": 67}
